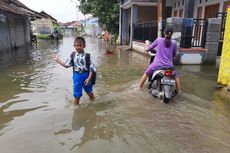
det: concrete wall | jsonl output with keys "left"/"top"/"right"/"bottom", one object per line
{"left": 171, "top": 0, "right": 185, "bottom": 17}
{"left": 194, "top": 0, "right": 227, "bottom": 19}
{"left": 137, "top": 6, "right": 157, "bottom": 22}
{"left": 9, "top": 16, "right": 26, "bottom": 48}
{"left": 171, "top": 0, "right": 229, "bottom": 18}
{"left": 34, "top": 18, "right": 54, "bottom": 34}
{"left": 0, "top": 12, "right": 31, "bottom": 51}
{"left": 24, "top": 18, "right": 31, "bottom": 43}
{"left": 205, "top": 18, "right": 222, "bottom": 64}
{"left": 0, "top": 13, "right": 11, "bottom": 51}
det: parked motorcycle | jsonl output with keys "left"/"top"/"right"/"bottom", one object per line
{"left": 146, "top": 40, "right": 177, "bottom": 103}
{"left": 49, "top": 29, "right": 63, "bottom": 41}
{"left": 49, "top": 32, "right": 63, "bottom": 40}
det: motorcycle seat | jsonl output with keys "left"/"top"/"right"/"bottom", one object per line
{"left": 161, "top": 67, "right": 175, "bottom": 71}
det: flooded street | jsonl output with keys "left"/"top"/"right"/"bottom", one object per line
{"left": 0, "top": 36, "right": 230, "bottom": 153}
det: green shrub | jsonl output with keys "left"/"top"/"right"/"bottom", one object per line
{"left": 36, "top": 34, "right": 50, "bottom": 40}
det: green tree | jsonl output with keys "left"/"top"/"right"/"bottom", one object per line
{"left": 78, "top": 0, "right": 119, "bottom": 35}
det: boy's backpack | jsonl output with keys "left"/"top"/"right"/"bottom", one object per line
{"left": 70, "top": 52, "right": 96, "bottom": 85}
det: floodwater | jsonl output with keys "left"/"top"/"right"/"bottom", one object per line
{"left": 0, "top": 36, "right": 230, "bottom": 153}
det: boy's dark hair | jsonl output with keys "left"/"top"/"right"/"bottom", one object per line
{"left": 74, "top": 36, "right": 86, "bottom": 46}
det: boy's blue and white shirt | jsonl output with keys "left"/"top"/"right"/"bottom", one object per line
{"left": 65, "top": 51, "right": 96, "bottom": 72}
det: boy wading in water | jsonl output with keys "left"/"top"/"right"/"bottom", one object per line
{"left": 54, "top": 37, "right": 95, "bottom": 105}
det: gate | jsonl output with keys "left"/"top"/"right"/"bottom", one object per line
{"left": 133, "top": 21, "right": 158, "bottom": 42}
{"left": 180, "top": 19, "right": 207, "bottom": 48}
{"left": 217, "top": 12, "right": 227, "bottom": 56}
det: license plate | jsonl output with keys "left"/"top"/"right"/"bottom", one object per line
{"left": 162, "top": 78, "right": 175, "bottom": 85}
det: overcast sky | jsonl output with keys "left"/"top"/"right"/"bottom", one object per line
{"left": 19, "top": 0, "right": 87, "bottom": 23}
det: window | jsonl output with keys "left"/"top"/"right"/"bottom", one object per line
{"left": 174, "top": 2, "right": 176, "bottom": 8}
{"left": 197, "top": 7, "right": 202, "bottom": 19}
{"left": 182, "top": 0, "right": 184, "bottom": 6}
{"left": 178, "top": 1, "right": 180, "bottom": 7}
{"left": 179, "top": 9, "right": 183, "bottom": 17}
{"left": 204, "top": 3, "right": 220, "bottom": 18}
{"left": 200, "top": 0, "right": 202, "bottom": 4}
{"left": 174, "top": 10, "right": 178, "bottom": 17}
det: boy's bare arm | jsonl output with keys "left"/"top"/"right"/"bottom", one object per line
{"left": 88, "top": 71, "right": 93, "bottom": 80}
{"left": 53, "top": 55, "right": 68, "bottom": 68}
{"left": 84, "top": 71, "right": 93, "bottom": 85}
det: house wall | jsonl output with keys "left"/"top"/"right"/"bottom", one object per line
{"left": 125, "top": 6, "right": 156, "bottom": 43}
{"left": 24, "top": 18, "right": 31, "bottom": 43}
{"left": 0, "top": 12, "right": 31, "bottom": 51}
{"left": 171, "top": 0, "right": 185, "bottom": 17}
{"left": 172, "top": 0, "right": 230, "bottom": 18}
{"left": 34, "top": 18, "right": 54, "bottom": 34}
{"left": 171, "top": 0, "right": 230, "bottom": 18}
{"left": 194, "top": 0, "right": 229, "bottom": 19}
{"left": 127, "top": 6, "right": 157, "bottom": 24}
{"left": 0, "top": 13, "right": 11, "bottom": 51}
{"left": 8, "top": 16, "right": 26, "bottom": 48}
{"left": 127, "top": 8, "right": 131, "bottom": 25}
{"left": 137, "top": 6, "right": 157, "bottom": 22}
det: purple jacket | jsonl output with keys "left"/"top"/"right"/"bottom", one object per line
{"left": 145, "top": 38, "right": 177, "bottom": 75}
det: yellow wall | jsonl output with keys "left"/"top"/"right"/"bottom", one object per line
{"left": 218, "top": 8, "right": 230, "bottom": 86}
{"left": 34, "top": 18, "right": 54, "bottom": 34}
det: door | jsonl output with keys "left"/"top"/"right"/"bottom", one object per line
{"left": 197, "top": 7, "right": 202, "bottom": 19}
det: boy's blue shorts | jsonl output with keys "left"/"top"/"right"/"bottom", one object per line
{"left": 73, "top": 72, "right": 93, "bottom": 99}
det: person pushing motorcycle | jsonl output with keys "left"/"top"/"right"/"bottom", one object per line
{"left": 139, "top": 27, "right": 181, "bottom": 94}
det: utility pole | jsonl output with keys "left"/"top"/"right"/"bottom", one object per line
{"left": 71, "top": 0, "right": 80, "bottom": 21}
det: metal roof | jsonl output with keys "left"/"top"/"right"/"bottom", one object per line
{"left": 0, "top": 0, "right": 43, "bottom": 19}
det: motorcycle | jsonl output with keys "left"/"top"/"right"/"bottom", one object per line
{"left": 146, "top": 40, "right": 177, "bottom": 103}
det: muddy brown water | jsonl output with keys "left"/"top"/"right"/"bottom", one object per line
{"left": 0, "top": 36, "right": 230, "bottom": 153}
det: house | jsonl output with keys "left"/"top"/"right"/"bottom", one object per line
{"left": 66, "top": 21, "right": 82, "bottom": 31}
{"left": 84, "top": 17, "right": 102, "bottom": 36}
{"left": 33, "top": 11, "right": 57, "bottom": 34}
{"left": 119, "top": 0, "right": 159, "bottom": 46}
{"left": 119, "top": 0, "right": 230, "bottom": 64}
{"left": 60, "top": 21, "right": 81, "bottom": 36}
{"left": 172, "top": 0, "right": 230, "bottom": 19}
{"left": 170, "top": 0, "right": 230, "bottom": 64}
{"left": 0, "top": 0, "right": 42, "bottom": 51}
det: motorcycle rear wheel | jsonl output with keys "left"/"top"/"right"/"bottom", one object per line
{"left": 163, "top": 92, "right": 170, "bottom": 103}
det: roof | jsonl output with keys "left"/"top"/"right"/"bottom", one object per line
{"left": 69, "top": 21, "right": 81, "bottom": 27}
{"left": 40, "top": 11, "right": 57, "bottom": 23}
{"left": 64, "top": 21, "right": 77, "bottom": 27}
{"left": 0, "top": 0, "right": 43, "bottom": 19}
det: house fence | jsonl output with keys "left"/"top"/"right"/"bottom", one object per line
{"left": 133, "top": 21, "right": 158, "bottom": 42}
{"left": 180, "top": 18, "right": 207, "bottom": 48}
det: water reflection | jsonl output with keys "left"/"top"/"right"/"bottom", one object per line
{"left": 177, "top": 65, "right": 218, "bottom": 101}
{"left": 0, "top": 99, "right": 44, "bottom": 131}
{"left": 71, "top": 107, "right": 97, "bottom": 149}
